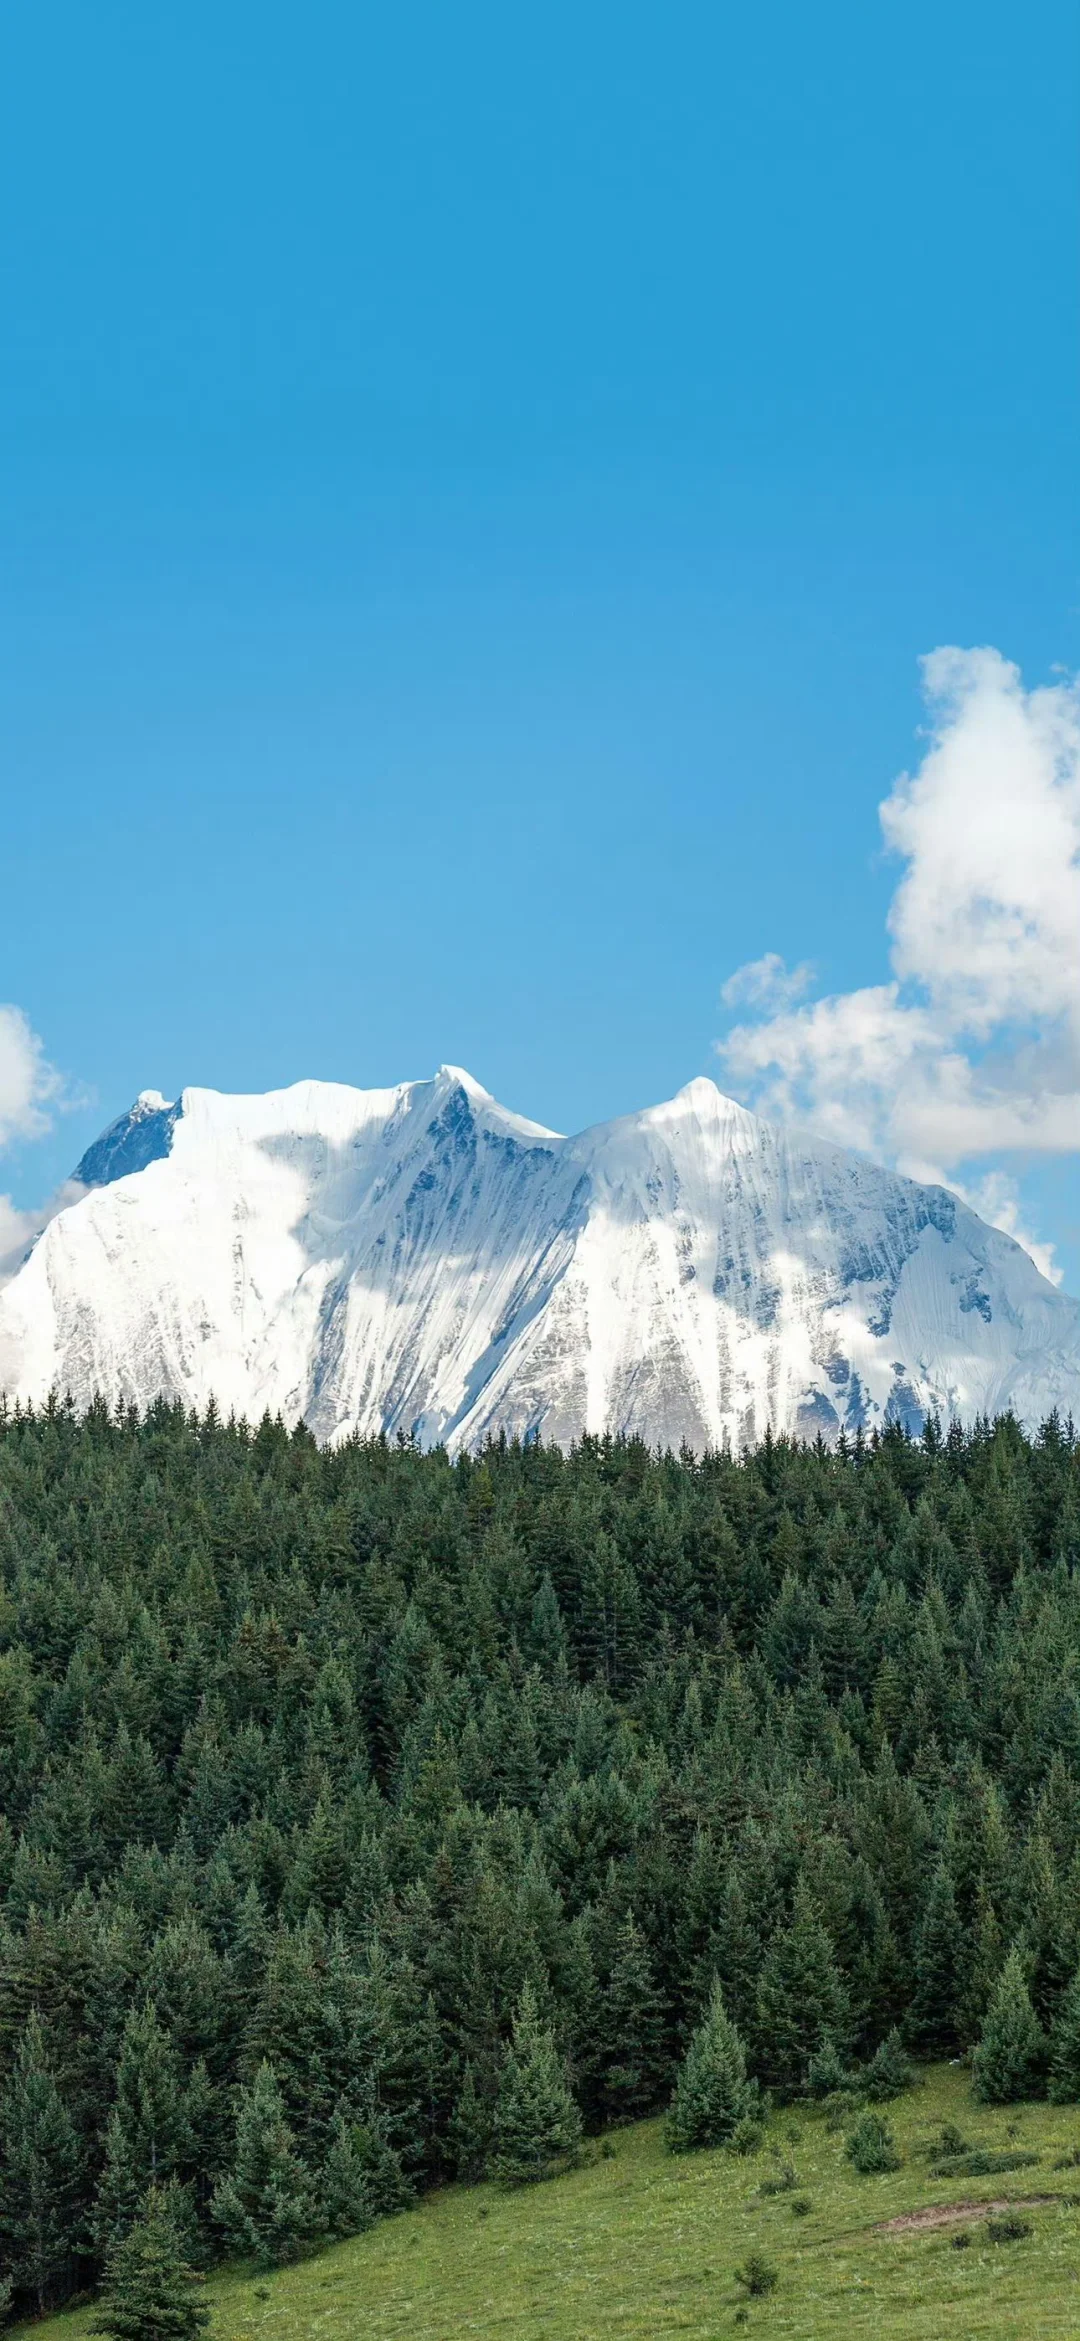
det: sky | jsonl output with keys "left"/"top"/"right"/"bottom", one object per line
{"left": 2, "top": 0, "right": 1078, "bottom": 1288}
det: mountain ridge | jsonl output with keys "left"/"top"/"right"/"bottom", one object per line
{"left": 1, "top": 1068, "right": 1077, "bottom": 1448}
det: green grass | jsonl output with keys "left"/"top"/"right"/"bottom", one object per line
{"left": 22, "top": 2068, "right": 1080, "bottom": 2340}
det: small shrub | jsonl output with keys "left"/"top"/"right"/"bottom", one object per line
{"left": 986, "top": 2213, "right": 1033, "bottom": 2243}
{"left": 758, "top": 2158, "right": 799, "bottom": 2196}
{"left": 930, "top": 2148, "right": 1040, "bottom": 2178}
{"left": 786, "top": 2122, "right": 803, "bottom": 2144}
{"left": 732, "top": 2117, "right": 765, "bottom": 2157}
{"left": 805, "top": 2034, "right": 850, "bottom": 2099}
{"left": 734, "top": 2251, "right": 779, "bottom": 2298}
{"left": 951, "top": 2229, "right": 972, "bottom": 2250}
{"left": 599, "top": 2137, "right": 617, "bottom": 2160}
{"left": 862, "top": 2027, "right": 913, "bottom": 2103}
{"left": 789, "top": 2194, "right": 813, "bottom": 2217}
{"left": 1053, "top": 2146, "right": 1080, "bottom": 2169}
{"left": 936, "top": 2122, "right": 969, "bottom": 2158}
{"left": 845, "top": 2113, "right": 901, "bottom": 2174}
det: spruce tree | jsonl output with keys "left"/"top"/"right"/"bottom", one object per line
{"left": 319, "top": 2115, "right": 372, "bottom": 2240}
{"left": 755, "top": 1888, "right": 848, "bottom": 2097}
{"left": 92, "top": 2189, "right": 209, "bottom": 2341}
{"left": 92, "top": 2003, "right": 206, "bottom": 2254}
{"left": 211, "top": 2063, "right": 317, "bottom": 2266}
{"left": 597, "top": 1913, "right": 668, "bottom": 2122}
{"left": 666, "top": 1980, "right": 753, "bottom": 2153}
{"left": 449, "top": 2063, "right": 493, "bottom": 2183}
{"left": 972, "top": 1950, "right": 1046, "bottom": 2104}
{"left": 489, "top": 1984, "right": 582, "bottom": 2184}
{"left": 906, "top": 1859, "right": 963, "bottom": 2053}
{"left": 862, "top": 2027, "right": 913, "bottom": 2102}
{"left": 0, "top": 2011, "right": 83, "bottom": 2312}
{"left": 1048, "top": 1963, "right": 1080, "bottom": 2103}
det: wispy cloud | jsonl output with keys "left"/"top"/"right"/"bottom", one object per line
{"left": 0, "top": 1007, "right": 83, "bottom": 1288}
{"left": 717, "top": 647, "right": 1080, "bottom": 1283}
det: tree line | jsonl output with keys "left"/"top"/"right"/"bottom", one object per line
{"left": 0, "top": 1395, "right": 1078, "bottom": 2310}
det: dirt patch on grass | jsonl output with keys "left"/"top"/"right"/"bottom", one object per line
{"left": 877, "top": 2196, "right": 1061, "bottom": 2234}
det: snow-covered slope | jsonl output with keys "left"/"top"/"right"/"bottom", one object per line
{"left": 1, "top": 1069, "right": 1077, "bottom": 1449}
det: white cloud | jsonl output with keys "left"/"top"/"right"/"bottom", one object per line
{"left": 717, "top": 647, "right": 1080, "bottom": 1280}
{"left": 0, "top": 1005, "right": 62, "bottom": 1148}
{"left": 0, "top": 1007, "right": 79, "bottom": 1290}
{"left": 0, "top": 1182, "right": 85, "bottom": 1288}
{"left": 720, "top": 951, "right": 816, "bottom": 1013}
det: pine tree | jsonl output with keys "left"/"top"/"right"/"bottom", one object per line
{"left": 93, "top": 2004, "right": 208, "bottom": 2254}
{"left": 449, "top": 2063, "right": 493, "bottom": 2183}
{"left": 597, "top": 1913, "right": 668, "bottom": 2122}
{"left": 666, "top": 1980, "right": 753, "bottom": 2153}
{"left": 319, "top": 2115, "right": 372, "bottom": 2240}
{"left": 0, "top": 2011, "right": 83, "bottom": 2311}
{"left": 211, "top": 2062, "right": 318, "bottom": 2266}
{"left": 862, "top": 2026, "right": 913, "bottom": 2102}
{"left": 805, "top": 2033, "right": 849, "bottom": 2099}
{"left": 489, "top": 1984, "right": 582, "bottom": 2184}
{"left": 906, "top": 1859, "right": 963, "bottom": 2053}
{"left": 755, "top": 1888, "right": 849, "bottom": 2097}
{"left": 972, "top": 1950, "right": 1047, "bottom": 2104}
{"left": 1048, "top": 1963, "right": 1080, "bottom": 2103}
{"left": 91, "top": 2189, "right": 209, "bottom": 2341}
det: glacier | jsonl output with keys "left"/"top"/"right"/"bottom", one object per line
{"left": 0, "top": 1066, "right": 1077, "bottom": 1450}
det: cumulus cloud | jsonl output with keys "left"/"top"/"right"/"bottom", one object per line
{"left": 0, "top": 1005, "right": 63, "bottom": 1148}
{"left": 0, "top": 1008, "right": 80, "bottom": 1289}
{"left": 717, "top": 647, "right": 1080, "bottom": 1282}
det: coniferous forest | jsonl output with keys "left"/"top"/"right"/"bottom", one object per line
{"left": 1, "top": 1397, "right": 1080, "bottom": 2312}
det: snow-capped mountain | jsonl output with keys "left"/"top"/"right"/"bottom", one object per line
{"left": 1, "top": 1068, "right": 1077, "bottom": 1449}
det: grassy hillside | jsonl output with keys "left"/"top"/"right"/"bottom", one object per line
{"left": 21, "top": 2067, "right": 1080, "bottom": 2341}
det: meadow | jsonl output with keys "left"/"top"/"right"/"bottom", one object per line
{"left": 20, "top": 2066, "right": 1080, "bottom": 2341}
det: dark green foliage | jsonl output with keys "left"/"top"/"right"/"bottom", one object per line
{"left": 91, "top": 2190, "right": 209, "bottom": 2341}
{"left": 935, "top": 2121, "right": 969, "bottom": 2157}
{"left": 320, "top": 2116, "right": 373, "bottom": 2241}
{"left": 844, "top": 2113, "right": 901, "bottom": 2173}
{"left": 986, "top": 2212, "right": 1033, "bottom": 2242}
{"left": 488, "top": 1984, "right": 582, "bottom": 2184}
{"left": 448, "top": 2064, "right": 493, "bottom": 2183}
{"left": 972, "top": 1951, "right": 1047, "bottom": 2104}
{"left": 755, "top": 1889, "right": 849, "bottom": 2097}
{"left": 907, "top": 1861, "right": 964, "bottom": 2055}
{"left": 862, "top": 2026, "right": 913, "bottom": 2102}
{"left": 1048, "top": 1964, "right": 1080, "bottom": 2103}
{"left": 210, "top": 2062, "right": 318, "bottom": 2266}
{"left": 0, "top": 2012, "right": 83, "bottom": 2310}
{"left": 929, "top": 2147, "right": 1041, "bottom": 2176}
{"left": 596, "top": 1913, "right": 668, "bottom": 2122}
{"left": 93, "top": 2004, "right": 209, "bottom": 2253}
{"left": 805, "top": 2034, "right": 850, "bottom": 2099}
{"left": 0, "top": 1400, "right": 1074, "bottom": 2308}
{"left": 734, "top": 2250, "right": 779, "bottom": 2297}
{"left": 665, "top": 1982, "right": 753, "bottom": 2153}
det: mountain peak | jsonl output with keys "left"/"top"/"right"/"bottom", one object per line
{"left": 3, "top": 1066, "right": 1077, "bottom": 1451}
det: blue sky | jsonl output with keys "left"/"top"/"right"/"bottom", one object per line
{"left": 2, "top": 0, "right": 1078, "bottom": 1285}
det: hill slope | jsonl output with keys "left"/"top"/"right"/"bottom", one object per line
{"left": 1, "top": 1067, "right": 1078, "bottom": 1445}
{"left": 20, "top": 2072, "right": 1080, "bottom": 2341}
